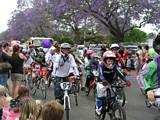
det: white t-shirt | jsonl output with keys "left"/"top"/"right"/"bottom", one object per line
{"left": 52, "top": 54, "right": 79, "bottom": 77}
{"left": 23, "top": 56, "right": 33, "bottom": 68}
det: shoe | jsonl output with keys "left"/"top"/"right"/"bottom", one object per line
{"left": 81, "top": 87, "right": 85, "bottom": 91}
{"left": 96, "top": 107, "right": 102, "bottom": 116}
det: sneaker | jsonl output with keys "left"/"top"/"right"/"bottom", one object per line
{"left": 96, "top": 107, "right": 102, "bottom": 116}
{"left": 81, "top": 87, "right": 85, "bottom": 91}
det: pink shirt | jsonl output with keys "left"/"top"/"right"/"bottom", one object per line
{"left": 2, "top": 107, "right": 19, "bottom": 120}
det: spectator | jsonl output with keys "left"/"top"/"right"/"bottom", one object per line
{"left": 0, "top": 85, "right": 7, "bottom": 120}
{"left": 2, "top": 42, "right": 10, "bottom": 57}
{"left": 100, "top": 45, "right": 106, "bottom": 57}
{"left": 0, "top": 85, "right": 12, "bottom": 120}
{"left": 19, "top": 98, "right": 37, "bottom": 120}
{"left": 137, "top": 45, "right": 143, "bottom": 59}
{"left": 10, "top": 45, "right": 27, "bottom": 98}
{"left": 40, "top": 100, "right": 64, "bottom": 120}
{"left": 83, "top": 42, "right": 90, "bottom": 57}
{"left": 142, "top": 45, "right": 149, "bottom": 66}
{"left": 0, "top": 42, "right": 12, "bottom": 86}
{"left": 123, "top": 47, "right": 129, "bottom": 66}
{"left": 134, "top": 52, "right": 142, "bottom": 75}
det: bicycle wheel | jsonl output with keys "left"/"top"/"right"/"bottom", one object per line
{"left": 41, "top": 78, "right": 47, "bottom": 99}
{"left": 74, "top": 92, "right": 78, "bottom": 106}
{"left": 27, "top": 74, "right": 32, "bottom": 88}
{"left": 31, "top": 80, "right": 37, "bottom": 95}
{"left": 48, "top": 75, "right": 52, "bottom": 88}
{"left": 65, "top": 97, "right": 70, "bottom": 120}
{"left": 110, "top": 103, "right": 126, "bottom": 120}
{"left": 75, "top": 80, "right": 80, "bottom": 93}
{"left": 117, "top": 88, "right": 126, "bottom": 107}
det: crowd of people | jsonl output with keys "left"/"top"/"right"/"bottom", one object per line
{"left": 0, "top": 32, "right": 160, "bottom": 120}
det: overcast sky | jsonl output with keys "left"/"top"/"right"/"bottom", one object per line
{"left": 0, "top": 0, "right": 158, "bottom": 34}
{"left": 0, "top": 0, "right": 17, "bottom": 32}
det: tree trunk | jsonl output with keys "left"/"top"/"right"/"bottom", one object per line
{"left": 74, "top": 30, "right": 81, "bottom": 44}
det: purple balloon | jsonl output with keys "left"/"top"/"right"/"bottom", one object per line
{"left": 41, "top": 39, "right": 51, "bottom": 48}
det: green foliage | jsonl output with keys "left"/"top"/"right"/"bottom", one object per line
{"left": 106, "top": 34, "right": 117, "bottom": 43}
{"left": 106, "top": 28, "right": 147, "bottom": 43}
{"left": 124, "top": 28, "right": 147, "bottom": 43}
{"left": 52, "top": 32, "right": 74, "bottom": 45}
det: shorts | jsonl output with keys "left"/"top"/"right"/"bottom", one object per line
{"left": 11, "top": 73, "right": 23, "bottom": 81}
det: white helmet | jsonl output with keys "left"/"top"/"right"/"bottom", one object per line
{"left": 110, "top": 44, "right": 119, "bottom": 49}
{"left": 61, "top": 43, "right": 71, "bottom": 49}
{"left": 22, "top": 48, "right": 28, "bottom": 53}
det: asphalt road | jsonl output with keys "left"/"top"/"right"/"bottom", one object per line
{"left": 32, "top": 71, "right": 160, "bottom": 120}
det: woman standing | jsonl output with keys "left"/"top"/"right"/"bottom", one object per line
{"left": 10, "top": 44, "right": 27, "bottom": 98}
{"left": 0, "top": 42, "right": 11, "bottom": 86}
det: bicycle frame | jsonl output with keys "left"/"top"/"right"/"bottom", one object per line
{"left": 64, "top": 90, "right": 71, "bottom": 110}
{"left": 60, "top": 82, "right": 72, "bottom": 110}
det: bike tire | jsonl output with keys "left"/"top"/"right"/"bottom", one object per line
{"left": 95, "top": 107, "right": 107, "bottom": 120}
{"left": 110, "top": 103, "right": 126, "bottom": 120}
{"left": 27, "top": 74, "right": 32, "bottom": 89}
{"left": 41, "top": 78, "right": 47, "bottom": 99}
{"left": 74, "top": 93, "right": 78, "bottom": 106}
{"left": 117, "top": 88, "right": 126, "bottom": 107}
{"left": 76, "top": 80, "right": 80, "bottom": 93}
{"left": 31, "top": 80, "right": 37, "bottom": 95}
{"left": 48, "top": 75, "right": 52, "bottom": 88}
{"left": 65, "top": 97, "right": 70, "bottom": 120}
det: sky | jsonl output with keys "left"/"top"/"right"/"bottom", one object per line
{"left": 0, "top": 0, "right": 17, "bottom": 32}
{"left": 0, "top": 0, "right": 158, "bottom": 34}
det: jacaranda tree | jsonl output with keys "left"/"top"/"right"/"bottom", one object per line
{"left": 50, "top": 0, "right": 160, "bottom": 42}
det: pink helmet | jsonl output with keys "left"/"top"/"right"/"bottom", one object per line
{"left": 86, "top": 50, "right": 93, "bottom": 55}
{"left": 103, "top": 51, "right": 116, "bottom": 59}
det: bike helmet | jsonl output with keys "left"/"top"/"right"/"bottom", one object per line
{"left": 22, "top": 48, "right": 28, "bottom": 53}
{"left": 110, "top": 44, "right": 119, "bottom": 50}
{"left": 91, "top": 53, "right": 99, "bottom": 58}
{"left": 148, "top": 48, "right": 157, "bottom": 57}
{"left": 103, "top": 50, "right": 116, "bottom": 62}
{"left": 61, "top": 43, "right": 71, "bottom": 49}
{"left": 86, "top": 50, "right": 93, "bottom": 56}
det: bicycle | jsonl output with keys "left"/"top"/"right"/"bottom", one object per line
{"left": 23, "top": 66, "right": 33, "bottom": 88}
{"left": 31, "top": 64, "right": 47, "bottom": 99}
{"left": 115, "top": 80, "right": 127, "bottom": 107}
{"left": 95, "top": 83, "right": 126, "bottom": 120}
{"left": 60, "top": 82, "right": 71, "bottom": 120}
{"left": 86, "top": 69, "right": 99, "bottom": 97}
{"left": 71, "top": 78, "right": 80, "bottom": 106}
{"left": 60, "top": 78, "right": 80, "bottom": 120}
{"left": 145, "top": 88, "right": 160, "bottom": 110}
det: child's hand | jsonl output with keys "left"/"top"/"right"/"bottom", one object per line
{"left": 147, "top": 90, "right": 155, "bottom": 102}
{"left": 126, "top": 80, "right": 131, "bottom": 87}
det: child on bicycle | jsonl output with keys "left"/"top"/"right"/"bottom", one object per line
{"left": 96, "top": 50, "right": 131, "bottom": 115}
{"left": 85, "top": 53, "right": 99, "bottom": 94}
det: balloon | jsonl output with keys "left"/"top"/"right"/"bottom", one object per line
{"left": 41, "top": 39, "right": 52, "bottom": 48}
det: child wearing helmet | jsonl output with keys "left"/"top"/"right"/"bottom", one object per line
{"left": 95, "top": 50, "right": 131, "bottom": 115}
